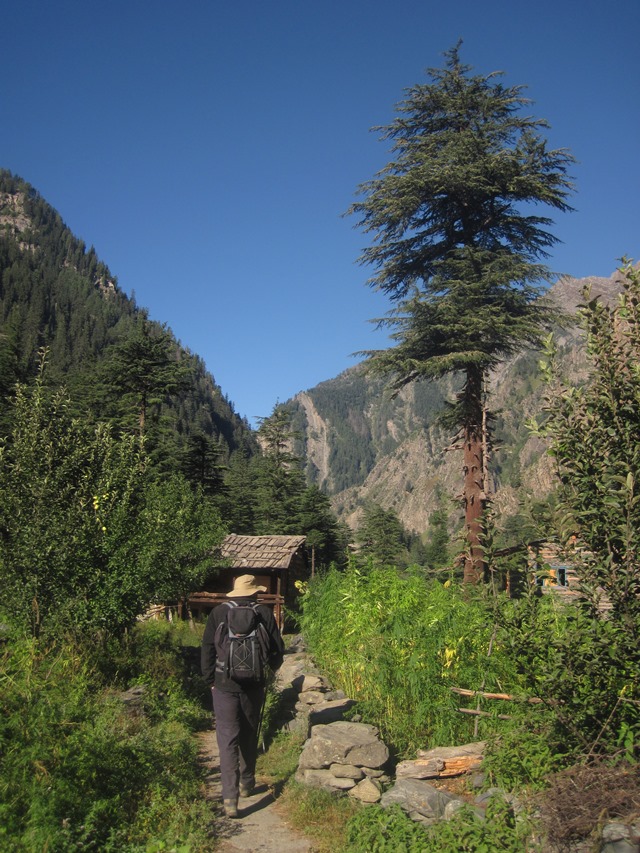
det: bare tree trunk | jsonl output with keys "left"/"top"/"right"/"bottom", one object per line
{"left": 462, "top": 367, "right": 486, "bottom": 584}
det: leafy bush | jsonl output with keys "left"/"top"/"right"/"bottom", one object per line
{"left": 493, "top": 587, "right": 640, "bottom": 772}
{"left": 533, "top": 261, "right": 640, "bottom": 624}
{"left": 0, "top": 619, "right": 214, "bottom": 851}
{"left": 344, "top": 804, "right": 431, "bottom": 852}
{"left": 0, "top": 354, "right": 225, "bottom": 638}
{"left": 488, "top": 263, "right": 640, "bottom": 771}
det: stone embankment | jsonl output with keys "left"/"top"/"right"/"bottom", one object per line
{"left": 275, "top": 636, "right": 640, "bottom": 853}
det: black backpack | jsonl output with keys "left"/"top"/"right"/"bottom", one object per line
{"left": 213, "top": 601, "right": 271, "bottom": 684}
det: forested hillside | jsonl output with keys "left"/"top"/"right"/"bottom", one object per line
{"left": 0, "top": 170, "right": 255, "bottom": 465}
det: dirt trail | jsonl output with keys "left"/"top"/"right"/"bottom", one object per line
{"left": 198, "top": 729, "right": 314, "bottom": 853}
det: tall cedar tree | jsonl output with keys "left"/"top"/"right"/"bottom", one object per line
{"left": 349, "top": 45, "right": 574, "bottom": 582}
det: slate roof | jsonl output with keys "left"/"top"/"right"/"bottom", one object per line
{"left": 220, "top": 534, "right": 306, "bottom": 570}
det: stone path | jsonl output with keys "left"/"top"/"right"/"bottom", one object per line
{"left": 198, "top": 729, "right": 313, "bottom": 853}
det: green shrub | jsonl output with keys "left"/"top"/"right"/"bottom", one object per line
{"left": 345, "top": 804, "right": 431, "bottom": 852}
{"left": 0, "top": 619, "right": 214, "bottom": 851}
{"left": 0, "top": 358, "right": 225, "bottom": 639}
{"left": 494, "top": 587, "right": 640, "bottom": 771}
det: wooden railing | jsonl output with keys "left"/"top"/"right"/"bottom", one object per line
{"left": 188, "top": 591, "right": 285, "bottom": 632}
{"left": 451, "top": 686, "right": 545, "bottom": 722}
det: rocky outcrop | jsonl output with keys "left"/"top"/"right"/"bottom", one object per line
{"left": 380, "top": 778, "right": 467, "bottom": 824}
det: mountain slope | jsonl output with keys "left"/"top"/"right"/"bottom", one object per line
{"left": 287, "top": 270, "right": 626, "bottom": 535}
{"left": 0, "top": 169, "right": 256, "bottom": 459}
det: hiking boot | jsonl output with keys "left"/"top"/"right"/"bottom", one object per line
{"left": 239, "top": 783, "right": 254, "bottom": 798}
{"left": 223, "top": 798, "right": 238, "bottom": 818}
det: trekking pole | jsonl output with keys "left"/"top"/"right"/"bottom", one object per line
{"left": 256, "top": 681, "right": 269, "bottom": 752}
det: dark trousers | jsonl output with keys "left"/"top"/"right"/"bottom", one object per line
{"left": 212, "top": 685, "right": 265, "bottom": 801}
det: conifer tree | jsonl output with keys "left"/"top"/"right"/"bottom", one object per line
{"left": 254, "top": 406, "right": 306, "bottom": 534}
{"left": 356, "top": 503, "right": 409, "bottom": 567}
{"left": 297, "top": 485, "right": 347, "bottom": 572}
{"left": 221, "top": 440, "right": 261, "bottom": 533}
{"left": 104, "top": 318, "right": 190, "bottom": 438}
{"left": 181, "top": 431, "right": 226, "bottom": 497}
{"left": 349, "top": 44, "right": 574, "bottom": 582}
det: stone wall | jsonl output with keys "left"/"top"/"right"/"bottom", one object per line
{"left": 275, "top": 636, "right": 640, "bottom": 852}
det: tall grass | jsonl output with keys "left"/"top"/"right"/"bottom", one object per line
{"left": 300, "top": 565, "right": 525, "bottom": 756}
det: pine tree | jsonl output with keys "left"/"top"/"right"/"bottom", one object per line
{"left": 222, "top": 449, "right": 257, "bottom": 534}
{"left": 297, "top": 485, "right": 346, "bottom": 573}
{"left": 356, "top": 503, "right": 409, "bottom": 567}
{"left": 103, "top": 318, "right": 191, "bottom": 438}
{"left": 349, "top": 44, "right": 574, "bottom": 582}
{"left": 181, "top": 431, "right": 227, "bottom": 497}
{"left": 253, "top": 406, "right": 306, "bottom": 534}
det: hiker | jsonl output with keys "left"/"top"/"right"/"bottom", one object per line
{"left": 201, "top": 573, "right": 285, "bottom": 818}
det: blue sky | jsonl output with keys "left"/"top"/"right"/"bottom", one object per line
{"left": 2, "top": 0, "right": 638, "bottom": 425}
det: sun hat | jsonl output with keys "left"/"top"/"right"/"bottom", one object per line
{"left": 227, "top": 574, "right": 267, "bottom": 598}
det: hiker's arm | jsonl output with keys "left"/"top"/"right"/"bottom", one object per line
{"left": 200, "top": 611, "right": 218, "bottom": 684}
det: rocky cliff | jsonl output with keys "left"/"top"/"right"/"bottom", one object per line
{"left": 287, "top": 270, "right": 626, "bottom": 535}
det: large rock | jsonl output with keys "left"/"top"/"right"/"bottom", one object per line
{"left": 348, "top": 777, "right": 383, "bottom": 803}
{"left": 298, "top": 721, "right": 389, "bottom": 771}
{"left": 298, "top": 689, "right": 329, "bottom": 705}
{"left": 381, "top": 778, "right": 463, "bottom": 824}
{"left": 330, "top": 763, "right": 364, "bottom": 780}
{"left": 600, "top": 822, "right": 640, "bottom": 853}
{"left": 308, "top": 698, "right": 357, "bottom": 726}
{"left": 295, "top": 768, "right": 356, "bottom": 790}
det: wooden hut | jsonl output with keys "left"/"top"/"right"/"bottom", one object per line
{"left": 188, "top": 534, "right": 307, "bottom": 630}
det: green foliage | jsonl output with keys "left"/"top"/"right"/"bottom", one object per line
{"left": 494, "top": 589, "right": 640, "bottom": 772}
{"left": 253, "top": 405, "right": 306, "bottom": 534}
{"left": 300, "top": 565, "right": 523, "bottom": 754}
{"left": 349, "top": 44, "right": 574, "bottom": 386}
{"left": 298, "top": 485, "right": 348, "bottom": 570}
{"left": 0, "top": 356, "right": 225, "bottom": 637}
{"left": 484, "top": 260, "right": 640, "bottom": 774}
{"left": 532, "top": 261, "right": 640, "bottom": 622}
{"left": 0, "top": 620, "right": 214, "bottom": 852}
{"left": 101, "top": 318, "right": 191, "bottom": 440}
{"left": 345, "top": 804, "right": 431, "bottom": 852}
{"left": 345, "top": 798, "right": 533, "bottom": 853}
{"left": 481, "top": 713, "right": 566, "bottom": 792}
{"left": 423, "top": 490, "right": 453, "bottom": 569}
{"left": 424, "top": 795, "right": 533, "bottom": 852}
